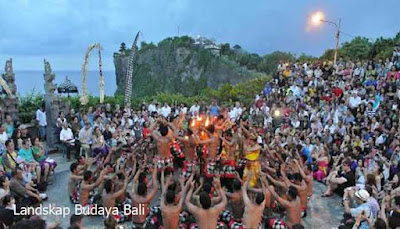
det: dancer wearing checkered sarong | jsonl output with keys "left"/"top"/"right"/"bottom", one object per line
{"left": 219, "top": 130, "right": 238, "bottom": 179}
{"left": 195, "top": 125, "right": 219, "bottom": 179}
{"left": 169, "top": 126, "right": 199, "bottom": 179}
{"left": 150, "top": 119, "right": 175, "bottom": 173}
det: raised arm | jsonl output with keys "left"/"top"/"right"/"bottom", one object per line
{"left": 178, "top": 174, "right": 194, "bottom": 209}
{"left": 213, "top": 178, "right": 228, "bottom": 212}
{"left": 185, "top": 181, "right": 199, "bottom": 214}
{"left": 265, "top": 178, "right": 291, "bottom": 208}
{"left": 192, "top": 177, "right": 204, "bottom": 199}
{"left": 127, "top": 155, "right": 137, "bottom": 181}
{"left": 131, "top": 164, "right": 144, "bottom": 195}
{"left": 242, "top": 173, "right": 251, "bottom": 205}
{"left": 380, "top": 195, "right": 389, "bottom": 226}
{"left": 280, "top": 163, "right": 290, "bottom": 185}
{"left": 150, "top": 120, "right": 161, "bottom": 141}
{"left": 83, "top": 169, "right": 106, "bottom": 190}
{"left": 266, "top": 174, "right": 286, "bottom": 188}
{"left": 294, "top": 159, "right": 306, "bottom": 179}
{"left": 112, "top": 171, "right": 129, "bottom": 199}
{"left": 240, "top": 124, "right": 251, "bottom": 138}
{"left": 144, "top": 167, "right": 159, "bottom": 202}
{"left": 219, "top": 134, "right": 236, "bottom": 147}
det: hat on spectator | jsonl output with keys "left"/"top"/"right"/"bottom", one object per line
{"left": 355, "top": 189, "right": 370, "bottom": 202}
{"left": 18, "top": 124, "right": 27, "bottom": 130}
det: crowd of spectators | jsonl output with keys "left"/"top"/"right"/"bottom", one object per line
{"left": 0, "top": 48, "right": 400, "bottom": 228}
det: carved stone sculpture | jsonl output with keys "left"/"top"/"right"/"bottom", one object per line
{"left": 43, "top": 59, "right": 69, "bottom": 147}
{"left": 0, "top": 58, "right": 18, "bottom": 121}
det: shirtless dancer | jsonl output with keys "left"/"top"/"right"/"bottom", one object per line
{"left": 68, "top": 157, "right": 96, "bottom": 202}
{"left": 79, "top": 169, "right": 106, "bottom": 206}
{"left": 102, "top": 171, "right": 129, "bottom": 224}
{"left": 281, "top": 162, "right": 308, "bottom": 218}
{"left": 219, "top": 130, "right": 238, "bottom": 188}
{"left": 242, "top": 173, "right": 266, "bottom": 229}
{"left": 168, "top": 116, "right": 186, "bottom": 171}
{"left": 68, "top": 162, "right": 83, "bottom": 204}
{"left": 150, "top": 119, "right": 174, "bottom": 173}
{"left": 196, "top": 125, "right": 219, "bottom": 179}
{"left": 160, "top": 173, "right": 193, "bottom": 229}
{"left": 294, "top": 159, "right": 314, "bottom": 199}
{"left": 170, "top": 123, "right": 198, "bottom": 179}
{"left": 130, "top": 164, "right": 158, "bottom": 227}
{"left": 264, "top": 177, "right": 302, "bottom": 228}
{"left": 185, "top": 176, "right": 228, "bottom": 229}
{"left": 224, "top": 179, "right": 245, "bottom": 223}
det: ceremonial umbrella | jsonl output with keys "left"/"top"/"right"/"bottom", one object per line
{"left": 57, "top": 76, "right": 78, "bottom": 97}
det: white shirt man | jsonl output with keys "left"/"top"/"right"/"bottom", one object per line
{"left": 79, "top": 125, "right": 92, "bottom": 145}
{"left": 353, "top": 66, "right": 365, "bottom": 78}
{"left": 277, "top": 63, "right": 286, "bottom": 72}
{"left": 160, "top": 104, "right": 171, "bottom": 118}
{"left": 60, "top": 126, "right": 75, "bottom": 143}
{"left": 349, "top": 94, "right": 362, "bottom": 108}
{"left": 261, "top": 103, "right": 270, "bottom": 115}
{"left": 0, "top": 131, "right": 7, "bottom": 145}
{"left": 189, "top": 104, "right": 200, "bottom": 116}
{"left": 181, "top": 106, "right": 188, "bottom": 115}
{"left": 230, "top": 102, "right": 243, "bottom": 120}
{"left": 324, "top": 123, "right": 337, "bottom": 134}
{"left": 148, "top": 102, "right": 157, "bottom": 113}
{"left": 289, "top": 85, "right": 302, "bottom": 97}
{"left": 121, "top": 115, "right": 133, "bottom": 128}
{"left": 36, "top": 109, "right": 47, "bottom": 127}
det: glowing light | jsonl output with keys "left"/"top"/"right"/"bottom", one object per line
{"left": 191, "top": 120, "right": 196, "bottom": 127}
{"left": 205, "top": 117, "right": 210, "bottom": 127}
{"left": 197, "top": 116, "right": 202, "bottom": 122}
{"left": 274, "top": 110, "right": 281, "bottom": 118}
{"left": 311, "top": 11, "right": 325, "bottom": 25}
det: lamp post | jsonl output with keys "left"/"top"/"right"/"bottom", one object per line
{"left": 312, "top": 12, "right": 341, "bottom": 66}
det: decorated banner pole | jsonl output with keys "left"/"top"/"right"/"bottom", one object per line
{"left": 124, "top": 31, "right": 140, "bottom": 106}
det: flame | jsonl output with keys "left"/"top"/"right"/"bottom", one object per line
{"left": 191, "top": 120, "right": 196, "bottom": 127}
{"left": 197, "top": 116, "right": 202, "bottom": 122}
{"left": 205, "top": 117, "right": 210, "bottom": 127}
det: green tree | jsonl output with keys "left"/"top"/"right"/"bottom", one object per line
{"left": 340, "top": 36, "right": 371, "bottom": 60}
{"left": 257, "top": 51, "right": 295, "bottom": 74}
{"left": 369, "top": 37, "right": 396, "bottom": 60}
{"left": 297, "top": 53, "right": 318, "bottom": 63}
{"left": 220, "top": 43, "right": 231, "bottom": 56}
{"left": 320, "top": 49, "right": 335, "bottom": 61}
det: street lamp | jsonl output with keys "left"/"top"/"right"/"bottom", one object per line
{"left": 312, "top": 11, "right": 341, "bottom": 66}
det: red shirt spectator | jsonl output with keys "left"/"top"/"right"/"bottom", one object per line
{"left": 331, "top": 87, "right": 343, "bottom": 97}
{"left": 142, "top": 127, "right": 151, "bottom": 138}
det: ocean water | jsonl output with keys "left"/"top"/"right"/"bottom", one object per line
{"left": 13, "top": 70, "right": 117, "bottom": 97}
